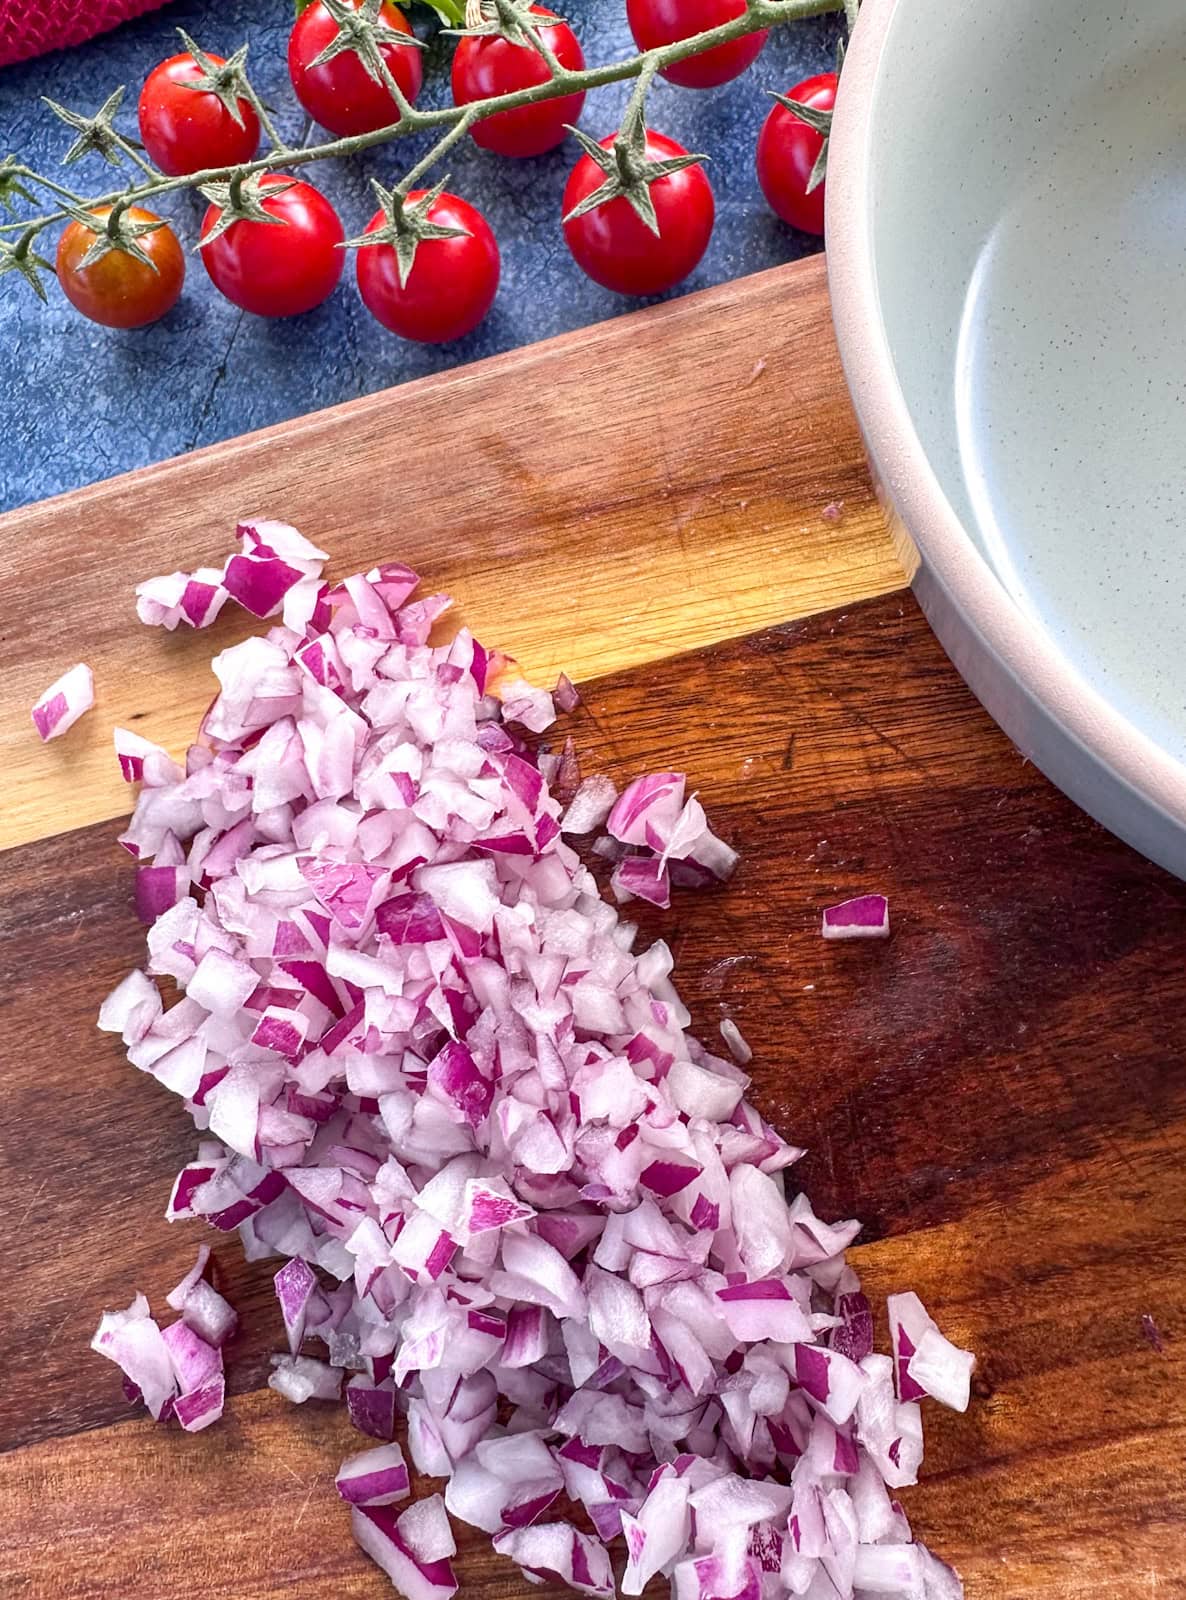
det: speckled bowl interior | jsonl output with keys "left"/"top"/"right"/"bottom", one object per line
{"left": 861, "top": 0, "right": 1186, "bottom": 760}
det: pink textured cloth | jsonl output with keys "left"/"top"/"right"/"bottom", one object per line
{"left": 0, "top": 0, "right": 168, "bottom": 68}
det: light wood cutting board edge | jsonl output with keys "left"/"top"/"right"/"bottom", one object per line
{"left": 0, "top": 256, "right": 902, "bottom": 850}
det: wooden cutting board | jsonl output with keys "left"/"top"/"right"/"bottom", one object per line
{"left": 1, "top": 257, "right": 1183, "bottom": 1600}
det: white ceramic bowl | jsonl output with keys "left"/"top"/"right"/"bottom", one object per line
{"left": 827, "top": 0, "right": 1186, "bottom": 875}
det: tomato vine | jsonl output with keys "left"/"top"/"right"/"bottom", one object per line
{"left": 0, "top": 0, "right": 844, "bottom": 308}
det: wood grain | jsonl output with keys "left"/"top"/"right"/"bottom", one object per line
{"left": 0, "top": 256, "right": 901, "bottom": 852}
{"left": 2, "top": 595, "right": 1184, "bottom": 1599}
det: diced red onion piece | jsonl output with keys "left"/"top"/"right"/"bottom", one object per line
{"left": 268, "top": 1354, "right": 342, "bottom": 1403}
{"left": 907, "top": 1323, "right": 976, "bottom": 1412}
{"left": 821, "top": 894, "right": 890, "bottom": 941}
{"left": 607, "top": 772, "right": 685, "bottom": 847}
{"left": 919, "top": 1545, "right": 966, "bottom": 1599}
{"left": 161, "top": 1316, "right": 221, "bottom": 1396}
{"left": 165, "top": 1246, "right": 211, "bottom": 1311}
{"left": 31, "top": 662, "right": 93, "bottom": 741}
{"left": 600, "top": 770, "right": 734, "bottom": 901}
{"left": 887, "top": 1291, "right": 934, "bottom": 1404}
{"left": 346, "top": 1373, "right": 398, "bottom": 1439}
{"left": 224, "top": 553, "right": 304, "bottom": 618}
{"left": 612, "top": 854, "right": 671, "bottom": 909}
{"left": 621, "top": 1471, "right": 690, "bottom": 1594}
{"left": 493, "top": 1524, "right": 614, "bottom": 1598}
{"left": 238, "top": 519, "right": 328, "bottom": 566}
{"left": 187, "top": 948, "right": 259, "bottom": 1018}
{"left": 352, "top": 1501, "right": 459, "bottom": 1599}
{"left": 499, "top": 678, "right": 556, "bottom": 733}
{"left": 335, "top": 1443, "right": 411, "bottom": 1506}
{"left": 562, "top": 775, "right": 618, "bottom": 837}
{"left": 97, "top": 969, "right": 162, "bottom": 1043}
{"left": 114, "top": 727, "right": 184, "bottom": 786}
{"left": 135, "top": 567, "right": 229, "bottom": 630}
{"left": 852, "top": 1542, "right": 925, "bottom": 1594}
{"left": 397, "top": 1493, "right": 457, "bottom": 1562}
{"left": 91, "top": 1294, "right": 175, "bottom": 1421}
{"left": 719, "top": 1018, "right": 753, "bottom": 1066}
{"left": 274, "top": 1257, "right": 318, "bottom": 1355}
{"left": 443, "top": 1458, "right": 506, "bottom": 1534}
{"left": 173, "top": 1373, "right": 226, "bottom": 1432}
{"left": 672, "top": 1547, "right": 762, "bottom": 1600}
{"left": 831, "top": 1291, "right": 875, "bottom": 1364}
{"left": 554, "top": 673, "right": 581, "bottom": 713}
{"left": 888, "top": 1292, "right": 975, "bottom": 1412}
{"left": 178, "top": 1279, "right": 238, "bottom": 1348}
{"left": 716, "top": 1282, "right": 813, "bottom": 1345}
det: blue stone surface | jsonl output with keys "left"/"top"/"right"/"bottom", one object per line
{"left": 0, "top": 1, "right": 836, "bottom": 512}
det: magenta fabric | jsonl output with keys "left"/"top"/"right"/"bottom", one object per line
{"left": 0, "top": 1, "right": 168, "bottom": 68}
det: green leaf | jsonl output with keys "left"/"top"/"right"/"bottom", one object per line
{"left": 418, "top": 0, "right": 466, "bottom": 22}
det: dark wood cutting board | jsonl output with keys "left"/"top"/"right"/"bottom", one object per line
{"left": 0, "top": 257, "right": 1183, "bottom": 1600}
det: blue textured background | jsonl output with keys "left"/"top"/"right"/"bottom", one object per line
{"left": 0, "top": 1, "right": 836, "bottom": 512}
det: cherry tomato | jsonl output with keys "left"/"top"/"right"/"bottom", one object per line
{"left": 625, "top": 0, "right": 767, "bottom": 89}
{"left": 562, "top": 131, "right": 714, "bottom": 297}
{"left": 356, "top": 191, "right": 499, "bottom": 343}
{"left": 755, "top": 71, "right": 837, "bottom": 235}
{"left": 56, "top": 207, "right": 184, "bottom": 329}
{"left": 199, "top": 176, "right": 344, "bottom": 317}
{"left": 289, "top": 0, "right": 422, "bottom": 138}
{"left": 137, "top": 52, "right": 260, "bottom": 177}
{"left": 451, "top": 5, "right": 585, "bottom": 159}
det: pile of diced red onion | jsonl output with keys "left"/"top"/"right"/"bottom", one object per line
{"left": 92, "top": 523, "right": 972, "bottom": 1600}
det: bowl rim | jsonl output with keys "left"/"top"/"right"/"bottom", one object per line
{"left": 825, "top": 0, "right": 1186, "bottom": 835}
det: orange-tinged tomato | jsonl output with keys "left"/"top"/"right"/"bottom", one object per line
{"left": 56, "top": 207, "right": 185, "bottom": 329}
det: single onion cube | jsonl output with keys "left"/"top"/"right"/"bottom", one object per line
{"left": 31, "top": 662, "right": 93, "bottom": 741}
{"left": 336, "top": 1443, "right": 412, "bottom": 1507}
{"left": 173, "top": 1374, "right": 226, "bottom": 1433}
{"left": 352, "top": 1500, "right": 459, "bottom": 1599}
{"left": 821, "top": 893, "right": 890, "bottom": 940}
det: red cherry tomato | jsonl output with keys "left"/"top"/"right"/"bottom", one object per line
{"left": 755, "top": 71, "right": 837, "bottom": 236}
{"left": 625, "top": 0, "right": 767, "bottom": 89}
{"left": 137, "top": 52, "right": 261, "bottom": 177}
{"left": 199, "top": 176, "right": 344, "bottom": 317}
{"left": 356, "top": 190, "right": 500, "bottom": 343}
{"left": 56, "top": 207, "right": 185, "bottom": 329}
{"left": 451, "top": 5, "right": 585, "bottom": 159}
{"left": 562, "top": 130, "right": 714, "bottom": 297}
{"left": 289, "top": 0, "right": 422, "bottom": 138}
